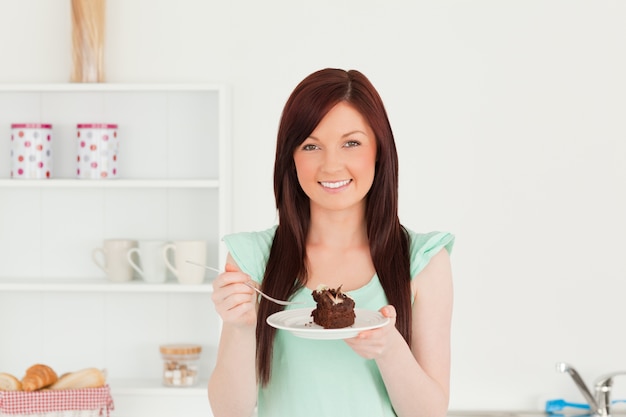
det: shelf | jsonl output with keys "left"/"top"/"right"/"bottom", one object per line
{"left": 0, "top": 179, "right": 219, "bottom": 189}
{"left": 109, "top": 378, "right": 209, "bottom": 396}
{"left": 0, "top": 83, "right": 226, "bottom": 93}
{"left": 0, "top": 277, "right": 214, "bottom": 293}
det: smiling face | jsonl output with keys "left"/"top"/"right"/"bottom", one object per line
{"left": 293, "top": 101, "right": 377, "bottom": 213}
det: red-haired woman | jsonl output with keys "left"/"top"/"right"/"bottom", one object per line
{"left": 208, "top": 68, "right": 454, "bottom": 417}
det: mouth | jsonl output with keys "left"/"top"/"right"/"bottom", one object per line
{"left": 319, "top": 179, "right": 351, "bottom": 189}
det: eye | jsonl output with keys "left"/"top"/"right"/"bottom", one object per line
{"left": 301, "top": 143, "right": 319, "bottom": 151}
{"left": 344, "top": 140, "right": 361, "bottom": 148}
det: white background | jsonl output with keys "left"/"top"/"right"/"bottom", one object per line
{"left": 1, "top": 0, "right": 625, "bottom": 411}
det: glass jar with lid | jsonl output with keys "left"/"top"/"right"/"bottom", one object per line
{"left": 159, "top": 344, "right": 202, "bottom": 387}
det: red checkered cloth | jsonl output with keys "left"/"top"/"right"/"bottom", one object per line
{"left": 0, "top": 385, "right": 113, "bottom": 417}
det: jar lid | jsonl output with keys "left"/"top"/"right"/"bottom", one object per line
{"left": 11, "top": 123, "right": 52, "bottom": 129}
{"left": 77, "top": 123, "right": 118, "bottom": 129}
{"left": 160, "top": 344, "right": 202, "bottom": 355}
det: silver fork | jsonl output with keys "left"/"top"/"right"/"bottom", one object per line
{"left": 185, "top": 260, "right": 303, "bottom": 306}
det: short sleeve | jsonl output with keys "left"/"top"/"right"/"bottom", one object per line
{"left": 407, "top": 230, "right": 455, "bottom": 279}
{"left": 222, "top": 226, "right": 277, "bottom": 284}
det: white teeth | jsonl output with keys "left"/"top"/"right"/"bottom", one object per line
{"left": 320, "top": 180, "right": 350, "bottom": 189}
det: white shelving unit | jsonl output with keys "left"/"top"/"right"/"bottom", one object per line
{"left": 0, "top": 179, "right": 219, "bottom": 188}
{"left": 0, "top": 277, "right": 215, "bottom": 293}
{"left": 0, "top": 84, "right": 231, "bottom": 417}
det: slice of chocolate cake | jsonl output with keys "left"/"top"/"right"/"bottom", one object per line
{"left": 311, "top": 285, "right": 356, "bottom": 329}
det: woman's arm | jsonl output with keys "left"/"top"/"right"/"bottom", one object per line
{"left": 345, "top": 248, "right": 453, "bottom": 417}
{"left": 207, "top": 256, "right": 259, "bottom": 417}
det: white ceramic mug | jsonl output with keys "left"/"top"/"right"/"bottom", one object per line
{"left": 162, "top": 240, "right": 207, "bottom": 284}
{"left": 92, "top": 239, "right": 138, "bottom": 282}
{"left": 127, "top": 240, "right": 168, "bottom": 283}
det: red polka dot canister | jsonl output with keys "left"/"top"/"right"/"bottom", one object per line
{"left": 76, "top": 123, "right": 119, "bottom": 179}
{"left": 10, "top": 123, "right": 53, "bottom": 179}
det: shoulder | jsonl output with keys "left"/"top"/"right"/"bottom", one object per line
{"left": 405, "top": 228, "right": 455, "bottom": 254}
{"left": 407, "top": 229, "right": 454, "bottom": 303}
{"left": 223, "top": 225, "right": 277, "bottom": 248}
{"left": 222, "top": 225, "right": 277, "bottom": 283}
{"left": 403, "top": 227, "right": 455, "bottom": 280}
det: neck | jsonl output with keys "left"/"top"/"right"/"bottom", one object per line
{"left": 307, "top": 202, "right": 368, "bottom": 249}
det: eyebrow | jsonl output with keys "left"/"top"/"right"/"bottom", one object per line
{"left": 307, "top": 130, "right": 369, "bottom": 140}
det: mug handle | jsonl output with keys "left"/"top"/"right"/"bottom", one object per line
{"left": 92, "top": 248, "right": 108, "bottom": 273}
{"left": 127, "top": 247, "right": 144, "bottom": 278}
{"left": 162, "top": 243, "right": 178, "bottom": 278}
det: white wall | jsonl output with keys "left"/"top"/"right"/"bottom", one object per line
{"left": 2, "top": 0, "right": 626, "bottom": 410}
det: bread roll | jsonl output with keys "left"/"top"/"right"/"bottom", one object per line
{"left": 50, "top": 367, "right": 106, "bottom": 390}
{"left": 21, "top": 364, "right": 58, "bottom": 391}
{"left": 0, "top": 372, "right": 22, "bottom": 391}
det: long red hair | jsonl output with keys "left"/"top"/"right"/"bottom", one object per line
{"left": 257, "top": 68, "right": 411, "bottom": 385}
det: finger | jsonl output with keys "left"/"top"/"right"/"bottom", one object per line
{"left": 225, "top": 263, "right": 239, "bottom": 273}
{"left": 225, "top": 301, "right": 255, "bottom": 318}
{"left": 380, "top": 305, "right": 397, "bottom": 319}
{"left": 221, "top": 292, "right": 256, "bottom": 311}
{"left": 213, "top": 290, "right": 255, "bottom": 316}
{"left": 219, "top": 271, "right": 253, "bottom": 286}
{"left": 213, "top": 274, "right": 248, "bottom": 295}
{"left": 218, "top": 300, "right": 257, "bottom": 325}
{"left": 213, "top": 282, "right": 254, "bottom": 303}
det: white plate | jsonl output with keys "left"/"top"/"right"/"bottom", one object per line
{"left": 266, "top": 308, "right": 390, "bottom": 340}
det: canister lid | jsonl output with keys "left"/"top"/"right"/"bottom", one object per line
{"left": 159, "top": 344, "right": 202, "bottom": 355}
{"left": 77, "top": 123, "right": 118, "bottom": 129}
{"left": 11, "top": 123, "right": 52, "bottom": 129}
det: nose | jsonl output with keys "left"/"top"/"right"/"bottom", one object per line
{"left": 321, "top": 148, "right": 343, "bottom": 173}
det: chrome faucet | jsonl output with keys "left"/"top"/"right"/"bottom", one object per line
{"left": 556, "top": 362, "right": 626, "bottom": 417}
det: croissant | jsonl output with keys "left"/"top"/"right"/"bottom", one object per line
{"left": 50, "top": 368, "right": 106, "bottom": 390}
{"left": 21, "top": 364, "right": 58, "bottom": 391}
{"left": 0, "top": 372, "right": 22, "bottom": 391}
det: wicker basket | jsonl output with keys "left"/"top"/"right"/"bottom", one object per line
{"left": 0, "top": 386, "right": 113, "bottom": 417}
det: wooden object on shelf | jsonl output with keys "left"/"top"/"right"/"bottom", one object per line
{"left": 71, "top": 0, "right": 106, "bottom": 82}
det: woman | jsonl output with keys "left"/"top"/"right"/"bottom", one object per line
{"left": 208, "top": 68, "right": 454, "bottom": 417}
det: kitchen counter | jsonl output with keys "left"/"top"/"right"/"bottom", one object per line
{"left": 449, "top": 413, "right": 542, "bottom": 417}
{"left": 448, "top": 412, "right": 548, "bottom": 417}
{"left": 448, "top": 412, "right": 626, "bottom": 417}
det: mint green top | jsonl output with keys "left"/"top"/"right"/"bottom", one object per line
{"left": 223, "top": 226, "right": 454, "bottom": 417}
